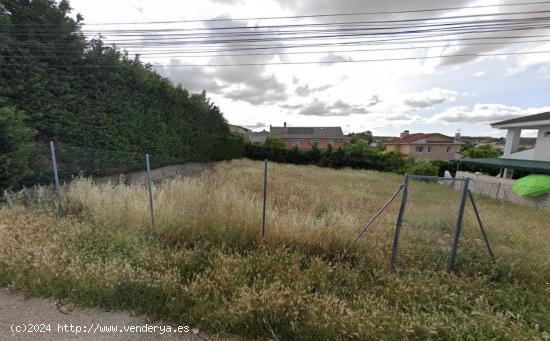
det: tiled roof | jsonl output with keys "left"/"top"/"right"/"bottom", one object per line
{"left": 491, "top": 111, "right": 550, "bottom": 126}
{"left": 270, "top": 126, "right": 346, "bottom": 138}
{"left": 387, "top": 133, "right": 426, "bottom": 144}
{"left": 386, "top": 133, "right": 459, "bottom": 145}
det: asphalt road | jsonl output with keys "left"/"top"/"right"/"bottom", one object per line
{"left": 0, "top": 288, "right": 227, "bottom": 341}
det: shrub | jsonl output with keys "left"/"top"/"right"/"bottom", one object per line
{"left": 399, "top": 158, "right": 440, "bottom": 176}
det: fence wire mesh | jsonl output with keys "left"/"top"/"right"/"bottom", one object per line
{"left": 394, "top": 178, "right": 463, "bottom": 271}
{"left": 2, "top": 143, "right": 549, "bottom": 278}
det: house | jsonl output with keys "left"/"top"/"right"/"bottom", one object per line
{"left": 269, "top": 123, "right": 351, "bottom": 150}
{"left": 384, "top": 130, "right": 462, "bottom": 161}
{"left": 228, "top": 124, "right": 251, "bottom": 134}
{"left": 456, "top": 112, "right": 550, "bottom": 207}
{"left": 490, "top": 112, "right": 550, "bottom": 162}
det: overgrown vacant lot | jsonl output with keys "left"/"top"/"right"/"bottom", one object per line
{"left": 1, "top": 160, "right": 549, "bottom": 339}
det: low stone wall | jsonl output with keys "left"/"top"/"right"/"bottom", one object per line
{"left": 456, "top": 171, "right": 550, "bottom": 209}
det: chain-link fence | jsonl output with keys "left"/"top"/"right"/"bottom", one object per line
{"left": 2, "top": 143, "right": 549, "bottom": 279}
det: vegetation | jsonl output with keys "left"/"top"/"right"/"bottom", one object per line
{"left": 0, "top": 0, "right": 242, "bottom": 190}
{"left": 245, "top": 140, "right": 451, "bottom": 176}
{"left": 0, "top": 107, "right": 36, "bottom": 191}
{"left": 462, "top": 144, "right": 503, "bottom": 158}
{"left": 1, "top": 160, "right": 548, "bottom": 339}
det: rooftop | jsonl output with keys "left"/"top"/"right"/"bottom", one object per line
{"left": 386, "top": 133, "right": 460, "bottom": 144}
{"left": 491, "top": 111, "right": 550, "bottom": 128}
{"left": 270, "top": 126, "right": 346, "bottom": 138}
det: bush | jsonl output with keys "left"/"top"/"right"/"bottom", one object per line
{"left": 399, "top": 158, "right": 440, "bottom": 176}
{"left": 244, "top": 142, "right": 405, "bottom": 172}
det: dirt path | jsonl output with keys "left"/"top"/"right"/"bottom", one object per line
{"left": 0, "top": 288, "right": 225, "bottom": 341}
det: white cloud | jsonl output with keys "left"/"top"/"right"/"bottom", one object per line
{"left": 403, "top": 87, "right": 459, "bottom": 109}
{"left": 473, "top": 71, "right": 485, "bottom": 77}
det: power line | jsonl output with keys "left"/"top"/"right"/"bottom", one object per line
{"left": 1, "top": 50, "right": 548, "bottom": 67}
{"left": 77, "top": 1, "right": 550, "bottom": 26}
{"left": 8, "top": 22, "right": 550, "bottom": 49}
{"left": 132, "top": 39, "right": 550, "bottom": 58}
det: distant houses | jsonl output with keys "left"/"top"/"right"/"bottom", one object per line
{"left": 228, "top": 124, "right": 251, "bottom": 134}
{"left": 238, "top": 122, "right": 351, "bottom": 150}
{"left": 384, "top": 130, "right": 462, "bottom": 161}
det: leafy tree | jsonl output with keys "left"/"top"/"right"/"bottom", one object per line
{"left": 462, "top": 144, "right": 503, "bottom": 158}
{"left": 0, "top": 107, "right": 35, "bottom": 191}
{"left": 350, "top": 131, "right": 374, "bottom": 144}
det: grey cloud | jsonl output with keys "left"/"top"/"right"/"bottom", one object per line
{"left": 368, "top": 95, "right": 381, "bottom": 106}
{"left": 274, "top": 0, "right": 550, "bottom": 68}
{"left": 319, "top": 52, "right": 353, "bottom": 65}
{"left": 386, "top": 114, "right": 412, "bottom": 121}
{"left": 155, "top": 17, "right": 289, "bottom": 105}
{"left": 244, "top": 122, "right": 268, "bottom": 129}
{"left": 289, "top": 98, "right": 372, "bottom": 116}
{"left": 154, "top": 63, "right": 225, "bottom": 94}
{"left": 222, "top": 72, "right": 288, "bottom": 105}
{"left": 295, "top": 84, "right": 332, "bottom": 96}
{"left": 404, "top": 87, "right": 458, "bottom": 108}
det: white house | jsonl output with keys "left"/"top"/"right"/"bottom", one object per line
{"left": 491, "top": 111, "right": 550, "bottom": 162}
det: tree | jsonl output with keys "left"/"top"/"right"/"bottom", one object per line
{"left": 462, "top": 144, "right": 503, "bottom": 158}
{"left": 350, "top": 130, "right": 374, "bottom": 145}
{"left": 0, "top": 107, "right": 35, "bottom": 191}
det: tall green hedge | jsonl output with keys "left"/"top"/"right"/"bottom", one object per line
{"left": 0, "top": 0, "right": 243, "bottom": 189}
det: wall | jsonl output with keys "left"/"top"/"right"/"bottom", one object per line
{"left": 407, "top": 144, "right": 459, "bottom": 161}
{"left": 534, "top": 125, "right": 550, "bottom": 161}
{"left": 283, "top": 138, "right": 346, "bottom": 150}
{"left": 456, "top": 171, "right": 550, "bottom": 209}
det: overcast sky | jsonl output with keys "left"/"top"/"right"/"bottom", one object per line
{"left": 69, "top": 0, "right": 550, "bottom": 137}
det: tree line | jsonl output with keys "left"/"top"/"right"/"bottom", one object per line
{"left": 0, "top": 0, "right": 243, "bottom": 191}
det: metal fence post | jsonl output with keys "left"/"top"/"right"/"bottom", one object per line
{"left": 468, "top": 190, "right": 496, "bottom": 264}
{"left": 391, "top": 175, "right": 410, "bottom": 270}
{"left": 262, "top": 159, "right": 268, "bottom": 237}
{"left": 49, "top": 141, "right": 63, "bottom": 217}
{"left": 447, "top": 177, "right": 470, "bottom": 273}
{"left": 145, "top": 154, "right": 155, "bottom": 234}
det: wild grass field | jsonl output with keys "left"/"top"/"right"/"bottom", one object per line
{"left": 0, "top": 160, "right": 549, "bottom": 339}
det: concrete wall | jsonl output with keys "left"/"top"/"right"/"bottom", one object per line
{"left": 501, "top": 125, "right": 550, "bottom": 162}
{"left": 456, "top": 171, "right": 550, "bottom": 209}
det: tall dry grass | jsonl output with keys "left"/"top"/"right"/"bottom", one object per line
{"left": 62, "top": 159, "right": 549, "bottom": 279}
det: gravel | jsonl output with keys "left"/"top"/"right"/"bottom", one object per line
{"left": 0, "top": 288, "right": 228, "bottom": 341}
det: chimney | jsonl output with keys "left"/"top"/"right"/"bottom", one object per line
{"left": 284, "top": 122, "right": 287, "bottom": 128}
{"left": 400, "top": 130, "right": 410, "bottom": 139}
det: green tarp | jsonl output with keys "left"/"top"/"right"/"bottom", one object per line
{"left": 513, "top": 174, "right": 550, "bottom": 197}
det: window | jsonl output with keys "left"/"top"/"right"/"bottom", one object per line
{"left": 446, "top": 146, "right": 452, "bottom": 153}
{"left": 427, "top": 147, "right": 432, "bottom": 153}
{"left": 415, "top": 146, "right": 424, "bottom": 153}
{"left": 310, "top": 139, "right": 320, "bottom": 146}
{"left": 292, "top": 139, "right": 303, "bottom": 147}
